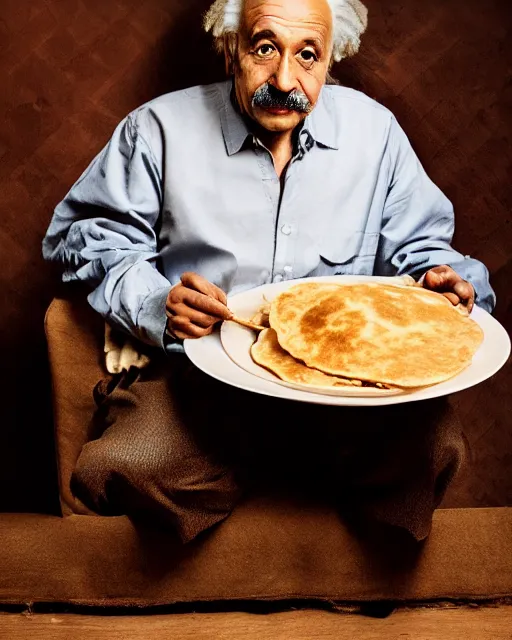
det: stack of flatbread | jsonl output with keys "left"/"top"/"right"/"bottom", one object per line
{"left": 250, "top": 281, "right": 484, "bottom": 390}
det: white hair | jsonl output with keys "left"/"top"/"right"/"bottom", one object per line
{"left": 203, "top": 0, "right": 368, "bottom": 65}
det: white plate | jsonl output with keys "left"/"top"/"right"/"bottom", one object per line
{"left": 184, "top": 276, "right": 511, "bottom": 407}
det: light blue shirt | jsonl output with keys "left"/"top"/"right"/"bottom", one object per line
{"left": 42, "top": 80, "right": 495, "bottom": 352}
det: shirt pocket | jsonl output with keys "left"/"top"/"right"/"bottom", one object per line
{"left": 319, "top": 230, "right": 380, "bottom": 275}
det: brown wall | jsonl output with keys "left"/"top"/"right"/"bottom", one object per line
{"left": 0, "top": 0, "right": 510, "bottom": 513}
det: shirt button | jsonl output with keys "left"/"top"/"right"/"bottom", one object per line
{"left": 281, "top": 224, "right": 292, "bottom": 236}
{"left": 273, "top": 274, "right": 284, "bottom": 283}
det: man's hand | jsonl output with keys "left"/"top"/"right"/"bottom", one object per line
{"left": 422, "top": 265, "right": 475, "bottom": 313}
{"left": 166, "top": 272, "right": 233, "bottom": 340}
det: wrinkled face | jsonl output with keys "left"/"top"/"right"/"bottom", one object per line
{"left": 229, "top": 0, "right": 333, "bottom": 133}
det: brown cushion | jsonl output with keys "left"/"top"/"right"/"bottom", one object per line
{"left": 0, "top": 505, "right": 511, "bottom": 606}
{"left": 45, "top": 293, "right": 105, "bottom": 515}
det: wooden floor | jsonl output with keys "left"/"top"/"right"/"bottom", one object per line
{"left": 1, "top": 606, "right": 512, "bottom": 640}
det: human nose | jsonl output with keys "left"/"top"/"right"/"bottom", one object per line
{"left": 272, "top": 52, "right": 296, "bottom": 93}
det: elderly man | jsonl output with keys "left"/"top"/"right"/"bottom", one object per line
{"left": 43, "top": 0, "right": 494, "bottom": 544}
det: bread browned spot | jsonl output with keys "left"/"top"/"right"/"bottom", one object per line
{"left": 251, "top": 328, "right": 363, "bottom": 388}
{"left": 269, "top": 282, "right": 483, "bottom": 388}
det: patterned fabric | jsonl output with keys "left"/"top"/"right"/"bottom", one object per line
{"left": 72, "top": 355, "right": 465, "bottom": 542}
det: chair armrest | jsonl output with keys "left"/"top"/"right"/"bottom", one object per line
{"left": 45, "top": 292, "right": 105, "bottom": 515}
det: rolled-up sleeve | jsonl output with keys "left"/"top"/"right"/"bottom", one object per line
{"left": 42, "top": 110, "right": 171, "bottom": 348}
{"left": 376, "top": 116, "right": 496, "bottom": 312}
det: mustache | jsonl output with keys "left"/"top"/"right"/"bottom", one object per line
{"left": 252, "top": 83, "right": 312, "bottom": 114}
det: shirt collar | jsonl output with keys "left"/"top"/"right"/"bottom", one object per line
{"left": 219, "top": 80, "right": 339, "bottom": 156}
{"left": 219, "top": 81, "right": 252, "bottom": 156}
{"left": 304, "top": 86, "right": 339, "bottom": 150}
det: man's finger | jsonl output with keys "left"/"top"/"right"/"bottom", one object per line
{"left": 424, "top": 267, "right": 475, "bottom": 313}
{"left": 441, "top": 292, "right": 462, "bottom": 306}
{"left": 181, "top": 272, "right": 228, "bottom": 305}
{"left": 453, "top": 280, "right": 473, "bottom": 302}
{"left": 166, "top": 303, "right": 220, "bottom": 328}
{"left": 424, "top": 266, "right": 461, "bottom": 292}
{"left": 168, "top": 326, "right": 211, "bottom": 340}
{"left": 169, "top": 316, "right": 214, "bottom": 339}
{"left": 453, "top": 281, "right": 475, "bottom": 313}
{"left": 182, "top": 288, "right": 233, "bottom": 320}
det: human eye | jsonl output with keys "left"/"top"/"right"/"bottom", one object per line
{"left": 255, "top": 43, "right": 276, "bottom": 58}
{"left": 299, "top": 48, "right": 318, "bottom": 64}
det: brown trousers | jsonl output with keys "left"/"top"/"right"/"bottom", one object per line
{"left": 72, "top": 354, "right": 465, "bottom": 544}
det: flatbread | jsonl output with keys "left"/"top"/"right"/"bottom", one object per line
{"left": 251, "top": 328, "right": 363, "bottom": 388}
{"left": 269, "top": 282, "right": 484, "bottom": 388}
{"left": 250, "top": 302, "right": 271, "bottom": 328}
